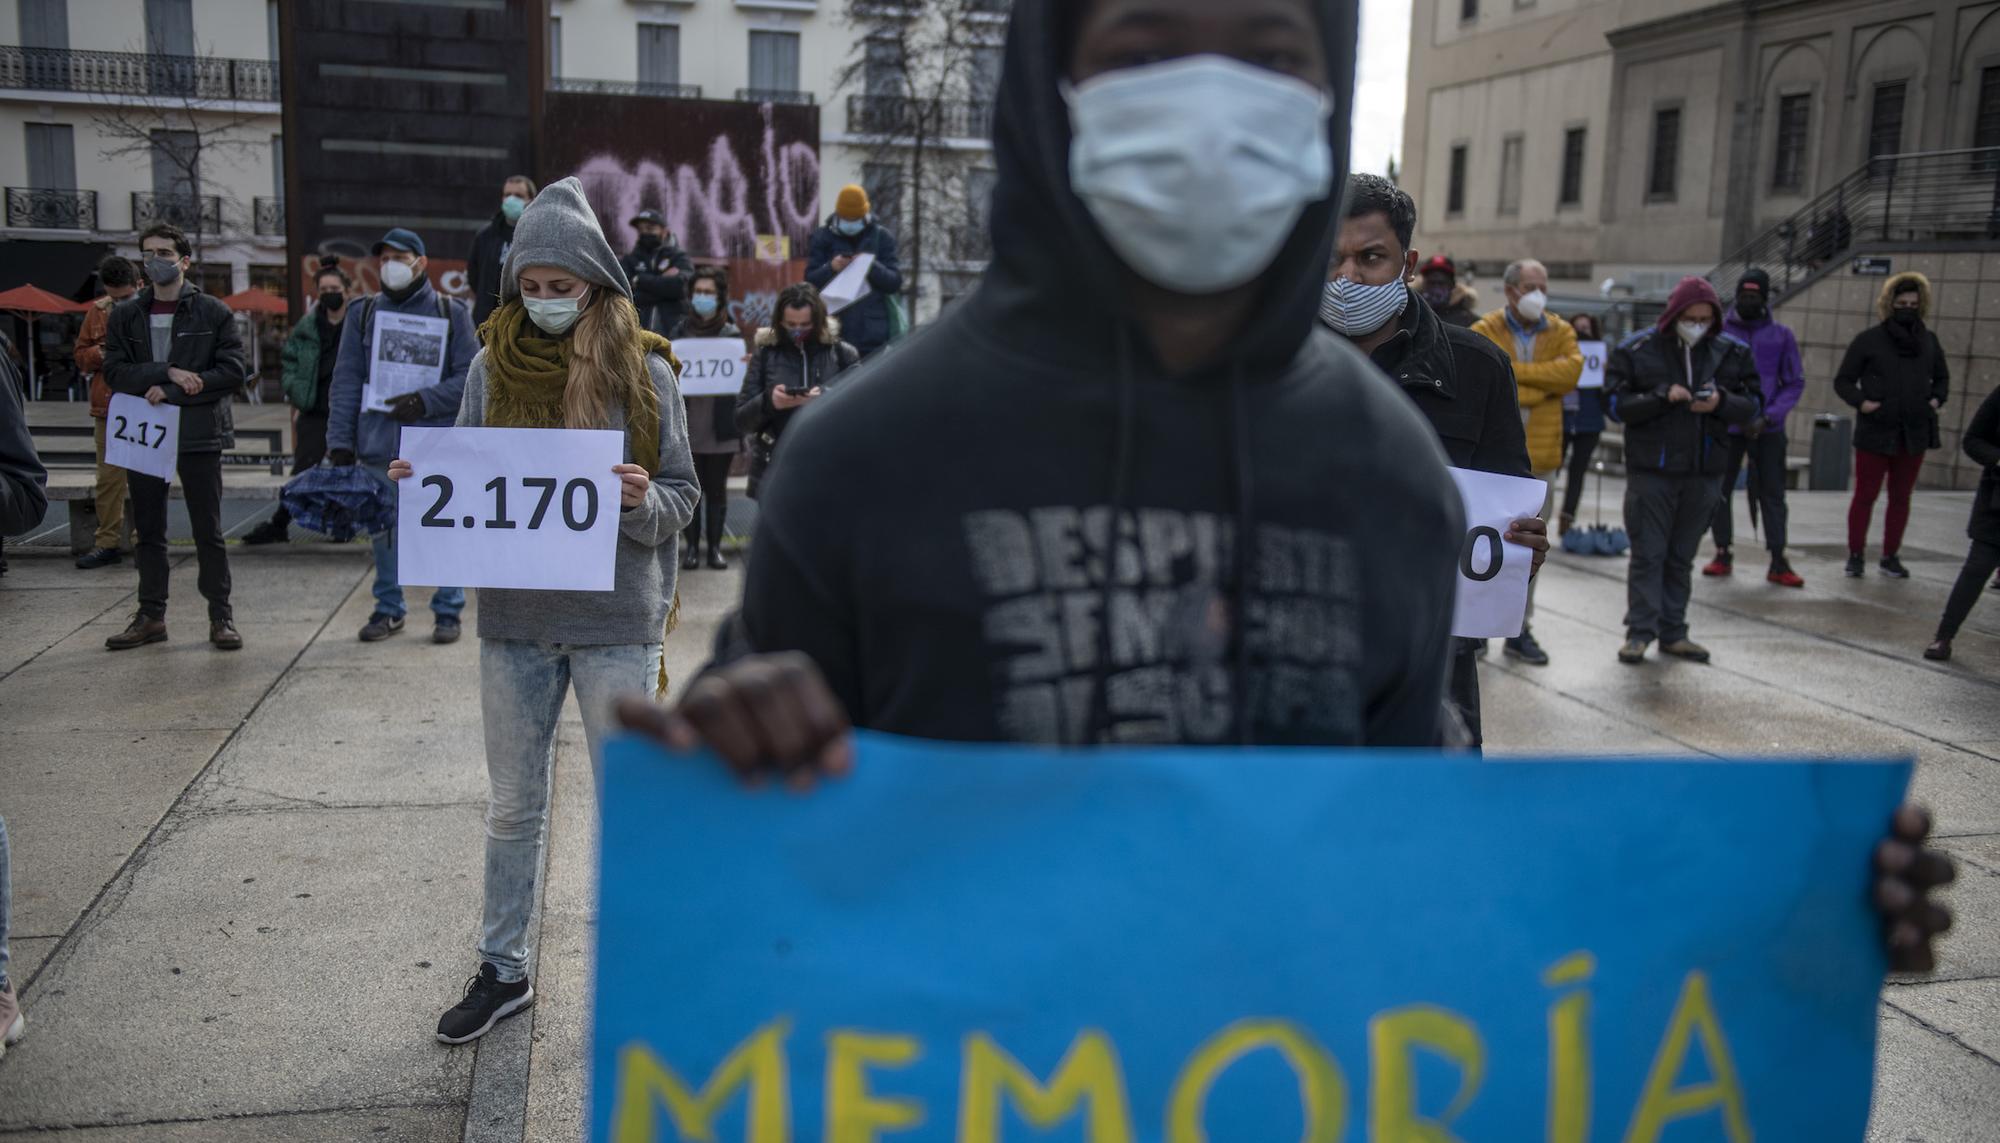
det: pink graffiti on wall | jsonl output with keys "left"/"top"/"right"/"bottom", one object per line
{"left": 576, "top": 106, "right": 821, "bottom": 259}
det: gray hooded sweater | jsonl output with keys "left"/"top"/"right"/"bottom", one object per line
{"left": 456, "top": 176, "right": 699, "bottom": 646}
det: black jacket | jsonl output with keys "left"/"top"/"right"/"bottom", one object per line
{"left": 1365, "top": 289, "right": 1532, "bottom": 477}
{"left": 1963, "top": 385, "right": 2000, "bottom": 547}
{"left": 804, "top": 217, "right": 904, "bottom": 355}
{"left": 1607, "top": 329, "right": 1762, "bottom": 477}
{"left": 621, "top": 239, "right": 696, "bottom": 336}
{"left": 1834, "top": 321, "right": 1950, "bottom": 457}
{"left": 101, "top": 284, "right": 247, "bottom": 453}
{"left": 467, "top": 213, "right": 514, "bottom": 327}
{"left": 0, "top": 357, "right": 48, "bottom": 536}
{"left": 734, "top": 324, "right": 860, "bottom": 496}
{"left": 706, "top": 0, "right": 1464, "bottom": 747}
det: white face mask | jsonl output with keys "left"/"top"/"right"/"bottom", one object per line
{"left": 1063, "top": 55, "right": 1333, "bottom": 295}
{"left": 1319, "top": 277, "right": 1408, "bottom": 338}
{"left": 379, "top": 259, "right": 417, "bottom": 291}
{"left": 1677, "top": 320, "right": 1710, "bottom": 345}
{"left": 1513, "top": 288, "right": 1547, "bottom": 322}
{"left": 523, "top": 289, "right": 590, "bottom": 336}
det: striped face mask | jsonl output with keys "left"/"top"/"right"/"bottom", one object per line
{"left": 1319, "top": 277, "right": 1408, "bottom": 338}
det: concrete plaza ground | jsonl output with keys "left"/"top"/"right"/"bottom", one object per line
{"left": 0, "top": 481, "right": 1996, "bottom": 1139}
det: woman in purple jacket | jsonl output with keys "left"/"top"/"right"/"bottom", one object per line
{"left": 1703, "top": 268, "right": 1806, "bottom": 587}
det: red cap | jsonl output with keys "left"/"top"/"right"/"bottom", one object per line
{"left": 1420, "top": 255, "right": 1455, "bottom": 276}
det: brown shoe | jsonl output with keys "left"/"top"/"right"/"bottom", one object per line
{"left": 210, "top": 618, "right": 243, "bottom": 651}
{"left": 1660, "top": 638, "right": 1712, "bottom": 663}
{"left": 105, "top": 613, "right": 167, "bottom": 651}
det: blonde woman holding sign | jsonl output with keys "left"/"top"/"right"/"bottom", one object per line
{"left": 388, "top": 177, "right": 699, "bottom": 1044}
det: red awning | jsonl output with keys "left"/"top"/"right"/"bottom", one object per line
{"left": 0, "top": 283, "right": 88, "bottom": 315}
{"left": 219, "top": 289, "right": 289, "bottom": 316}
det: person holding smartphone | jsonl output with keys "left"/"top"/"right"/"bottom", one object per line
{"left": 733, "top": 282, "right": 860, "bottom": 498}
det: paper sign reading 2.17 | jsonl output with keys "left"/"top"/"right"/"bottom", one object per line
{"left": 396, "top": 426, "right": 623, "bottom": 592}
{"left": 672, "top": 337, "right": 750, "bottom": 398}
{"left": 103, "top": 392, "right": 180, "bottom": 481}
{"left": 1450, "top": 466, "right": 1549, "bottom": 639}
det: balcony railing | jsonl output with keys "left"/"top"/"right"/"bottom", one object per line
{"left": 550, "top": 77, "right": 703, "bottom": 100}
{"left": 737, "top": 87, "right": 815, "bottom": 105}
{"left": 132, "top": 191, "right": 221, "bottom": 234}
{"left": 5, "top": 187, "right": 97, "bottom": 230}
{"left": 253, "top": 196, "right": 284, "bottom": 237}
{"left": 0, "top": 45, "right": 277, "bottom": 102}
{"left": 846, "top": 94, "right": 992, "bottom": 140}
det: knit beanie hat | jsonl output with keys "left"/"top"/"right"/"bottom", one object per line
{"left": 499, "top": 176, "right": 632, "bottom": 303}
{"left": 835, "top": 184, "right": 870, "bottom": 221}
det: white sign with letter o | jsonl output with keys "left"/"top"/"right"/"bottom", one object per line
{"left": 672, "top": 337, "right": 751, "bottom": 397}
{"left": 396, "top": 426, "right": 624, "bottom": 592}
{"left": 1449, "top": 467, "right": 1550, "bottom": 639}
{"left": 104, "top": 392, "right": 180, "bottom": 481}
{"left": 1577, "top": 340, "right": 1607, "bottom": 390}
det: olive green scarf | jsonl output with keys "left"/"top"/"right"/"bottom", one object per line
{"left": 478, "top": 300, "right": 672, "bottom": 476}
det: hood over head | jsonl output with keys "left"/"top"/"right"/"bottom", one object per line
{"left": 501, "top": 177, "right": 632, "bottom": 304}
{"left": 1658, "top": 275, "right": 1721, "bottom": 333}
{"left": 976, "top": 0, "right": 1357, "bottom": 377}
{"left": 1877, "top": 271, "right": 1931, "bottom": 322}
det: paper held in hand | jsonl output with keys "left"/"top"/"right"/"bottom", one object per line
{"left": 1577, "top": 340, "right": 1607, "bottom": 390}
{"left": 395, "top": 426, "right": 625, "bottom": 592}
{"left": 104, "top": 392, "right": 180, "bottom": 482}
{"left": 820, "top": 252, "right": 875, "bottom": 314}
{"left": 1449, "top": 467, "right": 1550, "bottom": 639}
{"left": 364, "top": 311, "right": 448, "bottom": 413}
{"left": 672, "top": 338, "right": 750, "bottom": 398}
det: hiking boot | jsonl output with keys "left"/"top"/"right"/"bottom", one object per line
{"left": 706, "top": 548, "right": 729, "bottom": 571}
{"left": 1845, "top": 553, "right": 1865, "bottom": 577}
{"left": 1767, "top": 557, "right": 1805, "bottom": 589}
{"left": 681, "top": 544, "right": 700, "bottom": 571}
{"left": 105, "top": 613, "right": 167, "bottom": 651}
{"left": 1702, "top": 548, "right": 1733, "bottom": 577}
{"left": 1880, "top": 555, "right": 1910, "bottom": 579}
{"left": 1924, "top": 638, "right": 1952, "bottom": 662}
{"left": 436, "top": 964, "right": 534, "bottom": 1045}
{"left": 1503, "top": 629, "right": 1550, "bottom": 666}
{"left": 1618, "top": 638, "right": 1649, "bottom": 664}
{"left": 432, "top": 617, "right": 462, "bottom": 645}
{"left": 74, "top": 547, "right": 121, "bottom": 569}
{"left": 240, "top": 517, "right": 289, "bottom": 545}
{"left": 0, "top": 978, "right": 22, "bottom": 1062}
{"left": 1661, "top": 638, "right": 1712, "bottom": 663}
{"left": 359, "top": 613, "right": 405, "bottom": 642}
{"left": 210, "top": 619, "right": 243, "bottom": 651}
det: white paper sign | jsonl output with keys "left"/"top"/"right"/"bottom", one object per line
{"left": 1449, "top": 467, "right": 1550, "bottom": 639}
{"left": 396, "top": 426, "right": 624, "bottom": 592}
{"left": 104, "top": 392, "right": 180, "bottom": 481}
{"left": 364, "top": 311, "right": 448, "bottom": 413}
{"left": 673, "top": 337, "right": 751, "bottom": 397}
{"left": 821, "top": 252, "right": 875, "bottom": 314}
{"left": 1577, "top": 340, "right": 1607, "bottom": 390}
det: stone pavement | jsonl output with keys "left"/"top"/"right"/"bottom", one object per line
{"left": 0, "top": 482, "right": 1994, "bottom": 1140}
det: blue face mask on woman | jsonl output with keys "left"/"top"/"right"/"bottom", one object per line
{"left": 691, "top": 294, "right": 719, "bottom": 318}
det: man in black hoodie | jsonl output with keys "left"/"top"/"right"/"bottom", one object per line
{"left": 620, "top": 210, "right": 696, "bottom": 337}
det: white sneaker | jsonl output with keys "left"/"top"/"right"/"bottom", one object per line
{"left": 0, "top": 979, "right": 23, "bottom": 1061}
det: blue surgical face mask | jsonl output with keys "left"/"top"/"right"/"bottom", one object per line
{"left": 691, "top": 294, "right": 719, "bottom": 318}
{"left": 523, "top": 289, "right": 590, "bottom": 336}
{"left": 501, "top": 194, "right": 526, "bottom": 222}
{"left": 836, "top": 217, "right": 866, "bottom": 236}
{"left": 1319, "top": 277, "right": 1408, "bottom": 338}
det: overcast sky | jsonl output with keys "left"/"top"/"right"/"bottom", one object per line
{"left": 1348, "top": 0, "right": 1412, "bottom": 177}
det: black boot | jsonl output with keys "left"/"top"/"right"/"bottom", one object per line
{"left": 681, "top": 542, "right": 701, "bottom": 571}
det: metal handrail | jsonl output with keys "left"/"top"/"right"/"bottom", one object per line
{"left": 253, "top": 197, "right": 285, "bottom": 237}
{"left": 5, "top": 187, "right": 97, "bottom": 230}
{"left": 1706, "top": 146, "right": 2000, "bottom": 301}
{"left": 736, "top": 87, "right": 815, "bottom": 105}
{"left": 0, "top": 44, "right": 277, "bottom": 102}
{"left": 845, "top": 94, "right": 992, "bottom": 140}
{"left": 132, "top": 191, "right": 222, "bottom": 234}
{"left": 549, "top": 77, "right": 703, "bottom": 100}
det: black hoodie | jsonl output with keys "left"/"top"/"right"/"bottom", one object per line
{"left": 716, "top": 0, "right": 1463, "bottom": 746}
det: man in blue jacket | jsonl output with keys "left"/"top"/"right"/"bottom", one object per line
{"left": 327, "top": 228, "right": 476, "bottom": 644}
{"left": 805, "top": 185, "right": 902, "bottom": 358}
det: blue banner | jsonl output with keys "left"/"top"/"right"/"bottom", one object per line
{"left": 591, "top": 733, "right": 1906, "bottom": 1142}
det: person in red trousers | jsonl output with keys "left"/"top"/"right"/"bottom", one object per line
{"left": 1834, "top": 272, "right": 1948, "bottom": 579}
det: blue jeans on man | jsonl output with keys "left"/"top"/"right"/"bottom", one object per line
{"left": 363, "top": 462, "right": 464, "bottom": 621}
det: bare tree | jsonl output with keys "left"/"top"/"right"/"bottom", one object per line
{"left": 834, "top": 0, "right": 1007, "bottom": 313}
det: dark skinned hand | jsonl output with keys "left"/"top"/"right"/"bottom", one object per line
{"left": 1876, "top": 805, "right": 1955, "bottom": 973}
{"left": 386, "top": 392, "right": 427, "bottom": 423}
{"left": 1505, "top": 516, "right": 1549, "bottom": 577}
{"left": 615, "top": 651, "right": 852, "bottom": 792}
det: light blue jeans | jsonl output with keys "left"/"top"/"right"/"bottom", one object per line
{"left": 0, "top": 814, "right": 11, "bottom": 991}
{"left": 364, "top": 461, "right": 464, "bottom": 621}
{"left": 477, "top": 638, "right": 660, "bottom": 983}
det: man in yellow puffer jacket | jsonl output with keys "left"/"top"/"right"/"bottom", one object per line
{"left": 1472, "top": 258, "right": 1582, "bottom": 666}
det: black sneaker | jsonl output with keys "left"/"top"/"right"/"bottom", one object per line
{"left": 359, "top": 612, "right": 405, "bottom": 642}
{"left": 435, "top": 963, "right": 534, "bottom": 1045}
{"left": 1879, "top": 555, "right": 1910, "bottom": 579}
{"left": 74, "top": 547, "right": 122, "bottom": 569}
{"left": 1845, "top": 553, "right": 1865, "bottom": 577}
{"left": 241, "top": 518, "right": 289, "bottom": 545}
{"left": 432, "top": 617, "right": 461, "bottom": 645}
{"left": 681, "top": 544, "right": 700, "bottom": 571}
{"left": 1504, "top": 629, "right": 1550, "bottom": 666}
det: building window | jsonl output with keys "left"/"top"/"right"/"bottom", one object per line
{"left": 1558, "top": 127, "right": 1585, "bottom": 207}
{"left": 143, "top": 0, "right": 193, "bottom": 56}
{"left": 637, "top": 22, "right": 680, "bottom": 87}
{"left": 1446, "top": 143, "right": 1468, "bottom": 216}
{"left": 1647, "top": 106, "right": 1680, "bottom": 201}
{"left": 21, "top": 0, "right": 69, "bottom": 50}
{"left": 1868, "top": 81, "right": 1905, "bottom": 162}
{"left": 1977, "top": 67, "right": 2000, "bottom": 150}
{"left": 1496, "top": 134, "right": 1524, "bottom": 216}
{"left": 151, "top": 128, "right": 198, "bottom": 200}
{"left": 25, "top": 122, "right": 76, "bottom": 190}
{"left": 267, "top": 0, "right": 279, "bottom": 61}
{"left": 970, "top": 44, "right": 1004, "bottom": 105}
{"left": 548, "top": 16, "right": 561, "bottom": 79}
{"left": 1770, "top": 93, "right": 1809, "bottom": 192}
{"left": 749, "top": 30, "right": 801, "bottom": 96}
{"left": 271, "top": 134, "right": 283, "bottom": 200}
{"left": 864, "top": 36, "right": 904, "bottom": 97}
{"left": 862, "top": 161, "right": 901, "bottom": 231}
{"left": 1460, "top": 0, "right": 1477, "bottom": 23}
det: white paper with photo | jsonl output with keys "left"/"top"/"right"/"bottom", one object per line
{"left": 1577, "top": 340, "right": 1608, "bottom": 390}
{"left": 674, "top": 337, "right": 751, "bottom": 397}
{"left": 396, "top": 426, "right": 624, "bottom": 592}
{"left": 821, "top": 252, "right": 875, "bottom": 314}
{"left": 1448, "top": 467, "right": 1549, "bottom": 639}
{"left": 104, "top": 392, "right": 180, "bottom": 482}
{"left": 364, "top": 311, "right": 448, "bottom": 412}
